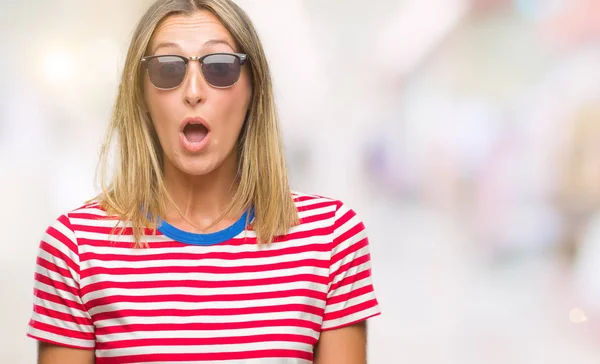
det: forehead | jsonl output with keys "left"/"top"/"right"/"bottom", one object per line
{"left": 149, "top": 10, "right": 237, "bottom": 54}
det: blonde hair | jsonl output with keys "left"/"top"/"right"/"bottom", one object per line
{"left": 92, "top": 0, "right": 299, "bottom": 247}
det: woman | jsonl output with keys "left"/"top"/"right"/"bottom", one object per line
{"left": 26, "top": 0, "right": 381, "bottom": 363}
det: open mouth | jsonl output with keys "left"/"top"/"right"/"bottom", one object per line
{"left": 183, "top": 122, "right": 209, "bottom": 143}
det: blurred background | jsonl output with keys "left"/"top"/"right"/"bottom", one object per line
{"left": 2, "top": 0, "right": 600, "bottom": 362}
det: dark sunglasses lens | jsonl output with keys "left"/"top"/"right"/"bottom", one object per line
{"left": 147, "top": 56, "right": 187, "bottom": 89}
{"left": 202, "top": 54, "right": 241, "bottom": 87}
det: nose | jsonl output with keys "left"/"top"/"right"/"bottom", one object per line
{"left": 182, "top": 60, "right": 207, "bottom": 107}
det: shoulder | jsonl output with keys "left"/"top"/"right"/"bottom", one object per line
{"left": 291, "top": 190, "right": 360, "bottom": 217}
{"left": 44, "top": 200, "right": 115, "bottom": 239}
{"left": 36, "top": 201, "right": 110, "bottom": 263}
{"left": 63, "top": 200, "right": 112, "bottom": 221}
{"left": 291, "top": 190, "right": 343, "bottom": 210}
{"left": 290, "top": 190, "right": 365, "bottom": 234}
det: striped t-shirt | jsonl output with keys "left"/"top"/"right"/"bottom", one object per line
{"left": 27, "top": 192, "right": 381, "bottom": 363}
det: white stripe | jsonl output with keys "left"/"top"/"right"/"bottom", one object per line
{"left": 69, "top": 217, "right": 117, "bottom": 228}
{"left": 70, "top": 216, "right": 130, "bottom": 228}
{"left": 321, "top": 305, "right": 380, "bottom": 330}
{"left": 27, "top": 327, "right": 95, "bottom": 349}
{"left": 89, "top": 296, "right": 325, "bottom": 316}
{"left": 69, "top": 206, "right": 106, "bottom": 216}
{"left": 95, "top": 310, "right": 323, "bottom": 327}
{"left": 83, "top": 282, "right": 327, "bottom": 307}
{"left": 96, "top": 341, "right": 312, "bottom": 357}
{"left": 82, "top": 280, "right": 326, "bottom": 302}
{"left": 77, "top": 214, "right": 331, "bottom": 242}
{"left": 36, "top": 249, "right": 77, "bottom": 283}
{"left": 34, "top": 272, "right": 82, "bottom": 305}
{"left": 325, "top": 290, "right": 377, "bottom": 314}
{"left": 286, "top": 217, "right": 334, "bottom": 235}
{"left": 331, "top": 247, "right": 371, "bottom": 284}
{"left": 125, "top": 359, "right": 311, "bottom": 364}
{"left": 97, "top": 325, "right": 319, "bottom": 342}
{"left": 30, "top": 310, "right": 94, "bottom": 333}
{"left": 293, "top": 194, "right": 335, "bottom": 208}
{"left": 75, "top": 211, "right": 332, "bottom": 245}
{"left": 326, "top": 275, "right": 373, "bottom": 298}
{"left": 51, "top": 217, "right": 79, "bottom": 247}
{"left": 78, "top": 236, "right": 331, "bottom": 257}
{"left": 76, "top": 230, "right": 170, "bottom": 244}
{"left": 33, "top": 295, "right": 89, "bottom": 319}
{"left": 42, "top": 226, "right": 78, "bottom": 262}
{"left": 333, "top": 214, "right": 365, "bottom": 245}
{"left": 81, "top": 266, "right": 329, "bottom": 286}
{"left": 80, "top": 248, "right": 329, "bottom": 270}
{"left": 297, "top": 205, "right": 336, "bottom": 219}
{"left": 42, "top": 219, "right": 83, "bottom": 284}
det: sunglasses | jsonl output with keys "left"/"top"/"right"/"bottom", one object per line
{"left": 141, "top": 52, "right": 248, "bottom": 90}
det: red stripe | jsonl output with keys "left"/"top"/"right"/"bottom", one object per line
{"left": 96, "top": 349, "right": 312, "bottom": 364}
{"left": 26, "top": 333, "right": 94, "bottom": 350}
{"left": 29, "top": 319, "right": 95, "bottom": 340}
{"left": 69, "top": 212, "right": 113, "bottom": 220}
{"left": 293, "top": 194, "right": 326, "bottom": 202}
{"left": 36, "top": 254, "right": 74, "bottom": 285}
{"left": 331, "top": 268, "right": 372, "bottom": 293}
{"left": 38, "top": 241, "right": 79, "bottom": 275}
{"left": 240, "top": 227, "right": 331, "bottom": 245}
{"left": 95, "top": 318, "right": 321, "bottom": 335}
{"left": 292, "top": 194, "right": 315, "bottom": 202}
{"left": 86, "top": 288, "right": 327, "bottom": 308}
{"left": 52, "top": 215, "right": 79, "bottom": 253}
{"left": 77, "top": 225, "right": 331, "bottom": 248}
{"left": 79, "top": 242, "right": 330, "bottom": 264}
{"left": 327, "top": 283, "right": 375, "bottom": 306}
{"left": 299, "top": 210, "right": 335, "bottom": 225}
{"left": 332, "top": 221, "right": 364, "bottom": 251}
{"left": 331, "top": 234, "right": 368, "bottom": 265}
{"left": 34, "top": 288, "right": 86, "bottom": 312}
{"left": 32, "top": 304, "right": 92, "bottom": 327}
{"left": 34, "top": 272, "right": 80, "bottom": 298}
{"left": 31, "top": 198, "right": 380, "bottom": 363}
{"left": 80, "top": 273, "right": 329, "bottom": 296}
{"left": 296, "top": 200, "right": 337, "bottom": 212}
{"left": 321, "top": 310, "right": 381, "bottom": 331}
{"left": 96, "top": 333, "right": 316, "bottom": 350}
{"left": 331, "top": 252, "right": 371, "bottom": 287}
{"left": 335, "top": 225, "right": 366, "bottom": 253}
{"left": 69, "top": 224, "right": 160, "bottom": 237}
{"left": 82, "top": 258, "right": 328, "bottom": 278}
{"left": 323, "top": 298, "right": 379, "bottom": 321}
{"left": 92, "top": 303, "right": 324, "bottom": 322}
{"left": 73, "top": 210, "right": 333, "bottom": 236}
{"left": 332, "top": 207, "right": 355, "bottom": 232}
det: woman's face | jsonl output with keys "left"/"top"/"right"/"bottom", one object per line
{"left": 144, "top": 10, "right": 252, "bottom": 177}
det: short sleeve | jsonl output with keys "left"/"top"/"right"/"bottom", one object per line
{"left": 27, "top": 214, "right": 95, "bottom": 349}
{"left": 321, "top": 202, "right": 381, "bottom": 331}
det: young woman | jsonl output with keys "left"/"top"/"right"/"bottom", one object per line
{"left": 27, "top": 1, "right": 381, "bottom": 363}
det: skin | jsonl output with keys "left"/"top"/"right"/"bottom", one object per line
{"left": 314, "top": 322, "right": 368, "bottom": 364}
{"left": 38, "top": 10, "right": 369, "bottom": 364}
{"left": 145, "top": 10, "right": 252, "bottom": 232}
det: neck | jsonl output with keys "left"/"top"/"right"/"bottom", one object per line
{"left": 161, "top": 152, "right": 240, "bottom": 232}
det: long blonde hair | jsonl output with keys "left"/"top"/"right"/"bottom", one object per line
{"left": 92, "top": 0, "right": 299, "bottom": 247}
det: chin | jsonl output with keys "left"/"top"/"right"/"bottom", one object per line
{"left": 177, "top": 159, "right": 220, "bottom": 176}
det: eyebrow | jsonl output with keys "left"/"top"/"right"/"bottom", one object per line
{"left": 152, "top": 39, "right": 235, "bottom": 55}
{"left": 203, "top": 39, "right": 235, "bottom": 50}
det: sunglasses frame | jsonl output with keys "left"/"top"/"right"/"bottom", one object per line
{"left": 141, "top": 52, "right": 248, "bottom": 90}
